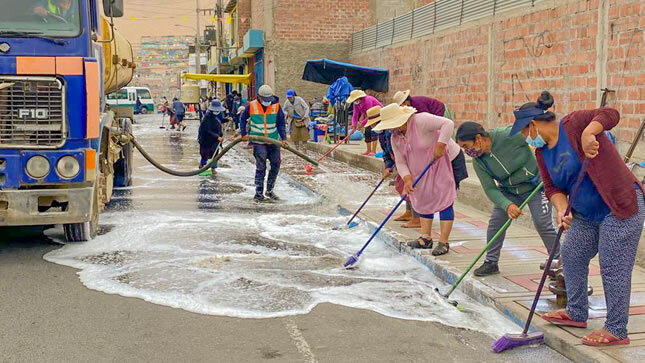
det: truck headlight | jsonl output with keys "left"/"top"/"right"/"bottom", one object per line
{"left": 26, "top": 155, "right": 50, "bottom": 179}
{"left": 56, "top": 156, "right": 80, "bottom": 179}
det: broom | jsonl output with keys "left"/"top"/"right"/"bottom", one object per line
{"left": 344, "top": 159, "right": 436, "bottom": 268}
{"left": 333, "top": 177, "right": 386, "bottom": 230}
{"left": 305, "top": 127, "right": 357, "bottom": 172}
{"left": 492, "top": 159, "right": 589, "bottom": 353}
{"left": 435, "top": 182, "right": 544, "bottom": 307}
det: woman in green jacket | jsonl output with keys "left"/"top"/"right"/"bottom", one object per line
{"left": 456, "top": 122, "right": 558, "bottom": 276}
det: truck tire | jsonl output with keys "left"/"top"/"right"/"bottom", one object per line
{"left": 63, "top": 183, "right": 99, "bottom": 242}
{"left": 141, "top": 107, "right": 148, "bottom": 114}
{"left": 114, "top": 118, "right": 133, "bottom": 187}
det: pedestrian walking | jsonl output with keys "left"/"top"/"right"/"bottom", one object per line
{"left": 240, "top": 85, "right": 289, "bottom": 203}
{"left": 198, "top": 100, "right": 225, "bottom": 172}
{"left": 456, "top": 122, "right": 559, "bottom": 276}
{"left": 373, "top": 104, "right": 458, "bottom": 256}
{"left": 509, "top": 91, "right": 645, "bottom": 347}
{"left": 346, "top": 90, "right": 382, "bottom": 156}
{"left": 172, "top": 97, "right": 186, "bottom": 131}
{"left": 135, "top": 96, "right": 143, "bottom": 115}
{"left": 283, "top": 89, "right": 310, "bottom": 150}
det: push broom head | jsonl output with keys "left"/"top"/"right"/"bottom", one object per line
{"left": 304, "top": 164, "right": 313, "bottom": 173}
{"left": 344, "top": 254, "right": 359, "bottom": 268}
{"left": 348, "top": 221, "right": 359, "bottom": 228}
{"left": 433, "top": 288, "right": 458, "bottom": 307}
{"left": 491, "top": 332, "right": 544, "bottom": 353}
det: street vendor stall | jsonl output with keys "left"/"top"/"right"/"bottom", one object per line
{"left": 302, "top": 59, "right": 389, "bottom": 143}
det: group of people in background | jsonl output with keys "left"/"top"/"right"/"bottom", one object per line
{"left": 343, "top": 87, "right": 643, "bottom": 347}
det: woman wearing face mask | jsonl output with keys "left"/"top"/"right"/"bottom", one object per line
{"left": 455, "top": 122, "right": 558, "bottom": 276}
{"left": 374, "top": 104, "right": 460, "bottom": 256}
{"left": 509, "top": 91, "right": 645, "bottom": 347}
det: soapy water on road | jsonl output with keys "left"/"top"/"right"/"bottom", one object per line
{"left": 45, "top": 114, "right": 520, "bottom": 337}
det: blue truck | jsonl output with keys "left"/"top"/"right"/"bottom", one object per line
{"left": 0, "top": 0, "right": 135, "bottom": 241}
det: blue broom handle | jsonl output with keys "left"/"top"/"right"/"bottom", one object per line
{"left": 354, "top": 159, "right": 436, "bottom": 258}
{"left": 522, "top": 158, "right": 589, "bottom": 335}
{"left": 347, "top": 177, "right": 386, "bottom": 226}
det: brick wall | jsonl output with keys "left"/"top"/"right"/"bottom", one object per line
{"left": 273, "top": 0, "right": 372, "bottom": 42}
{"left": 350, "top": 0, "right": 645, "bottom": 158}
{"left": 237, "top": 0, "right": 252, "bottom": 45}
{"left": 251, "top": 0, "right": 264, "bottom": 31}
{"left": 371, "top": 0, "right": 414, "bottom": 24}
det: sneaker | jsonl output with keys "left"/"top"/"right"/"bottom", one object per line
{"left": 474, "top": 261, "right": 499, "bottom": 277}
{"left": 253, "top": 194, "right": 266, "bottom": 203}
{"left": 265, "top": 191, "right": 280, "bottom": 201}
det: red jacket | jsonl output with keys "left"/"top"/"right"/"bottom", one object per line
{"left": 536, "top": 107, "right": 643, "bottom": 220}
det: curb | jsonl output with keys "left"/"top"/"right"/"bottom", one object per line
{"left": 338, "top": 203, "right": 611, "bottom": 363}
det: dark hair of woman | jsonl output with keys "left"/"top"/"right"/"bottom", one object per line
{"left": 456, "top": 121, "right": 489, "bottom": 142}
{"left": 519, "top": 91, "right": 556, "bottom": 122}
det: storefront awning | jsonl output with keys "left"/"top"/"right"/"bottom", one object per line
{"left": 182, "top": 73, "right": 251, "bottom": 84}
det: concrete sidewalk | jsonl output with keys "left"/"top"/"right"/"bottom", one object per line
{"left": 302, "top": 140, "right": 645, "bottom": 363}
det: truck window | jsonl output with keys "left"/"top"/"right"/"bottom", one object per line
{"left": 136, "top": 89, "right": 152, "bottom": 100}
{"left": 0, "top": 0, "right": 82, "bottom": 38}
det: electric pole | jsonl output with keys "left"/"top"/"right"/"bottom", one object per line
{"left": 195, "top": 0, "right": 201, "bottom": 74}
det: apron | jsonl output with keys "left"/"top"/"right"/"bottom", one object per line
{"left": 391, "top": 115, "right": 456, "bottom": 215}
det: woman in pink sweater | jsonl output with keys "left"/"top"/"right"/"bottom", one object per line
{"left": 374, "top": 103, "right": 458, "bottom": 256}
{"left": 346, "top": 90, "right": 383, "bottom": 156}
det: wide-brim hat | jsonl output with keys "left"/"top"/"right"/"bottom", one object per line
{"left": 392, "top": 90, "right": 411, "bottom": 105}
{"left": 237, "top": 106, "right": 246, "bottom": 115}
{"left": 208, "top": 100, "right": 225, "bottom": 112}
{"left": 372, "top": 103, "right": 417, "bottom": 131}
{"left": 364, "top": 106, "right": 383, "bottom": 127}
{"left": 346, "top": 90, "right": 367, "bottom": 104}
{"left": 509, "top": 107, "right": 548, "bottom": 136}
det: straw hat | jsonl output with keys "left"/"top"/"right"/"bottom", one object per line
{"left": 364, "top": 106, "right": 382, "bottom": 127}
{"left": 346, "top": 90, "right": 367, "bottom": 104}
{"left": 392, "top": 90, "right": 411, "bottom": 105}
{"left": 372, "top": 103, "right": 417, "bottom": 131}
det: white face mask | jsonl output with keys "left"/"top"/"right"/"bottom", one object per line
{"left": 261, "top": 101, "right": 271, "bottom": 107}
{"left": 213, "top": 111, "right": 221, "bottom": 115}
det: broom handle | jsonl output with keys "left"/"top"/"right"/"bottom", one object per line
{"left": 346, "top": 177, "right": 386, "bottom": 226}
{"left": 353, "top": 159, "right": 436, "bottom": 258}
{"left": 316, "top": 127, "right": 356, "bottom": 162}
{"left": 522, "top": 159, "right": 589, "bottom": 335}
{"left": 444, "top": 181, "right": 545, "bottom": 298}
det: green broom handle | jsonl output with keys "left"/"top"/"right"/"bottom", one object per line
{"left": 444, "top": 181, "right": 544, "bottom": 298}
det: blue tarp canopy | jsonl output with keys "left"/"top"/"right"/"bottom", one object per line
{"left": 302, "top": 58, "right": 389, "bottom": 93}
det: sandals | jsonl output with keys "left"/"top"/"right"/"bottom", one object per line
{"left": 582, "top": 330, "right": 630, "bottom": 347}
{"left": 432, "top": 242, "right": 450, "bottom": 256}
{"left": 407, "top": 236, "right": 433, "bottom": 249}
{"left": 542, "top": 309, "right": 587, "bottom": 328}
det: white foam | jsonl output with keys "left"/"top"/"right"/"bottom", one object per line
{"left": 44, "top": 114, "right": 521, "bottom": 337}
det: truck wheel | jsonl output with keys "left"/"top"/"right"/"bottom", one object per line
{"left": 114, "top": 118, "right": 133, "bottom": 187}
{"left": 141, "top": 107, "right": 148, "bottom": 114}
{"left": 63, "top": 183, "right": 99, "bottom": 242}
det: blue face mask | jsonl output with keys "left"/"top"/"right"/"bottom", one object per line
{"left": 525, "top": 126, "right": 546, "bottom": 148}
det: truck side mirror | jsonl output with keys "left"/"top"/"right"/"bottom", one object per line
{"left": 103, "top": 0, "right": 124, "bottom": 18}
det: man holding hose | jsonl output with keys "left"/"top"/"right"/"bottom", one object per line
{"left": 240, "top": 85, "right": 288, "bottom": 203}
{"left": 455, "top": 122, "right": 558, "bottom": 276}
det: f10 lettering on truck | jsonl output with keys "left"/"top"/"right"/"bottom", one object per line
{"left": 0, "top": 0, "right": 135, "bottom": 241}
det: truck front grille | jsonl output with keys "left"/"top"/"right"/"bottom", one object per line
{"left": 0, "top": 76, "right": 67, "bottom": 149}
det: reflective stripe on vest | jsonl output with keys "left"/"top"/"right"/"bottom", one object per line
{"left": 248, "top": 100, "right": 280, "bottom": 140}
{"left": 47, "top": 0, "right": 61, "bottom": 14}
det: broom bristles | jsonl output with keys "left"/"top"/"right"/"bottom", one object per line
{"left": 491, "top": 332, "right": 544, "bottom": 353}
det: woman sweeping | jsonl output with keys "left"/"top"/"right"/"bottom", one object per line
{"left": 456, "top": 122, "right": 558, "bottom": 276}
{"left": 509, "top": 91, "right": 645, "bottom": 347}
{"left": 373, "top": 104, "right": 457, "bottom": 256}
{"left": 346, "top": 90, "right": 383, "bottom": 156}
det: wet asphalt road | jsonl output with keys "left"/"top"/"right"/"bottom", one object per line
{"left": 0, "top": 114, "right": 570, "bottom": 362}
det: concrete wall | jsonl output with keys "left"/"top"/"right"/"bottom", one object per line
{"left": 350, "top": 0, "right": 645, "bottom": 159}
{"left": 269, "top": 40, "right": 350, "bottom": 102}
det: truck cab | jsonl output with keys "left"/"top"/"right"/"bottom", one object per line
{"left": 0, "top": 0, "right": 133, "bottom": 241}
